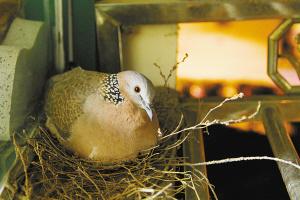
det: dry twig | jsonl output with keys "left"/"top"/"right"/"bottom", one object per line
{"left": 154, "top": 53, "right": 188, "bottom": 86}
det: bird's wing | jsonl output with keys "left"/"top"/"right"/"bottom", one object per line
{"left": 44, "top": 67, "right": 106, "bottom": 137}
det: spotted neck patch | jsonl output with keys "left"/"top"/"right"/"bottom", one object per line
{"left": 101, "top": 74, "right": 124, "bottom": 105}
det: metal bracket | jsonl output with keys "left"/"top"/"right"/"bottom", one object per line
{"left": 268, "top": 18, "right": 300, "bottom": 94}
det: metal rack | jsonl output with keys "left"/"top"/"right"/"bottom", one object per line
{"left": 95, "top": 1, "right": 300, "bottom": 199}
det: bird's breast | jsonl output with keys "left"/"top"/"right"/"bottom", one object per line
{"left": 67, "top": 93, "right": 159, "bottom": 162}
{"left": 84, "top": 93, "right": 151, "bottom": 131}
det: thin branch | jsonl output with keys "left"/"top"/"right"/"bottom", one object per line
{"left": 154, "top": 53, "right": 188, "bottom": 86}
{"left": 179, "top": 156, "right": 300, "bottom": 170}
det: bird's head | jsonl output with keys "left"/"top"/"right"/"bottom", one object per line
{"left": 118, "top": 71, "right": 155, "bottom": 120}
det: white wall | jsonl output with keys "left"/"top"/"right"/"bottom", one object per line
{"left": 122, "top": 24, "right": 177, "bottom": 88}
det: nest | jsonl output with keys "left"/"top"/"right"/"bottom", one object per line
{"left": 2, "top": 87, "right": 210, "bottom": 200}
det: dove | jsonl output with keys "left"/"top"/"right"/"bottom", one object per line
{"left": 44, "top": 67, "right": 159, "bottom": 163}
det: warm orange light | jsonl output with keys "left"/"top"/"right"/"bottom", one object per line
{"left": 219, "top": 84, "right": 238, "bottom": 97}
{"left": 177, "top": 19, "right": 282, "bottom": 86}
{"left": 176, "top": 19, "right": 299, "bottom": 133}
{"left": 189, "top": 84, "right": 205, "bottom": 98}
{"left": 230, "top": 122, "right": 265, "bottom": 135}
{"left": 230, "top": 122, "right": 295, "bottom": 135}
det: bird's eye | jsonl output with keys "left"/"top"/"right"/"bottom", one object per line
{"left": 134, "top": 86, "right": 141, "bottom": 93}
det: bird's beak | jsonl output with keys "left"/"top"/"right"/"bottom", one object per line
{"left": 144, "top": 104, "right": 153, "bottom": 121}
{"left": 141, "top": 97, "right": 153, "bottom": 121}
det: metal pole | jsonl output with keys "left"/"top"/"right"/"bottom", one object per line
{"left": 183, "top": 111, "right": 209, "bottom": 200}
{"left": 262, "top": 106, "right": 300, "bottom": 200}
